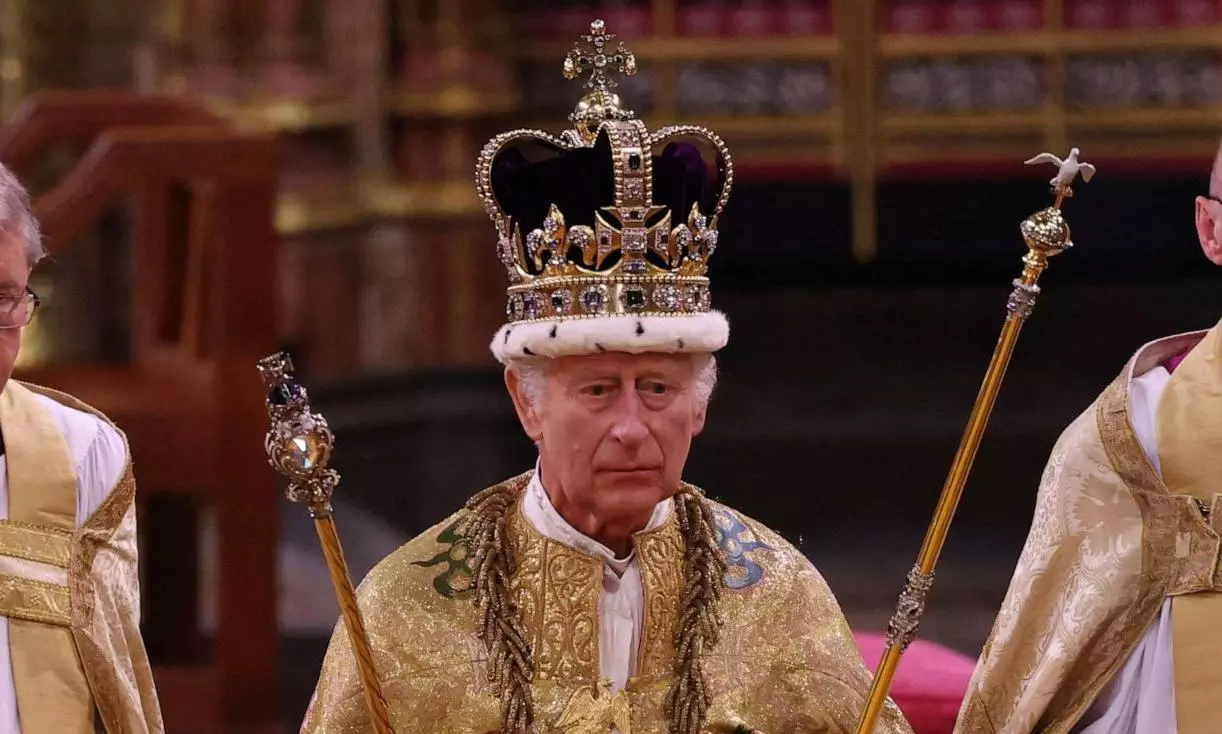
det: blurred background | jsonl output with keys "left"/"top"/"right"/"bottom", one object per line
{"left": 3, "top": 0, "right": 1222, "bottom": 731}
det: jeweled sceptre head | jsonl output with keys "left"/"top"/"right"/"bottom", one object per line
{"left": 257, "top": 352, "right": 339, "bottom": 516}
{"left": 1020, "top": 147, "right": 1097, "bottom": 258}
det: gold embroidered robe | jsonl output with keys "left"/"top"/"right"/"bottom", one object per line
{"left": 955, "top": 330, "right": 1214, "bottom": 734}
{"left": 0, "top": 381, "right": 164, "bottom": 733}
{"left": 302, "top": 473, "right": 912, "bottom": 733}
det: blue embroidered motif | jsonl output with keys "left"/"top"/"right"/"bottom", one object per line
{"left": 712, "top": 506, "right": 771, "bottom": 590}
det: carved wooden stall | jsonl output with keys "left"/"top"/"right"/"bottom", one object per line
{"left": 0, "top": 91, "right": 281, "bottom": 733}
{"left": 143, "top": 0, "right": 521, "bottom": 374}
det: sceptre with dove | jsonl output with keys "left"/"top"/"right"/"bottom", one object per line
{"left": 1025, "top": 147, "right": 1096, "bottom": 204}
{"left": 854, "top": 149, "right": 1097, "bottom": 733}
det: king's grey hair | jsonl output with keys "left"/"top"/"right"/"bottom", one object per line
{"left": 509, "top": 352, "right": 719, "bottom": 410}
{"left": 0, "top": 162, "right": 44, "bottom": 267}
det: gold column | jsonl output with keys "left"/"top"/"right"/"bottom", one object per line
{"left": 340, "top": 0, "right": 387, "bottom": 177}
{"left": 838, "top": 0, "right": 878, "bottom": 264}
{"left": 381, "top": 0, "right": 516, "bottom": 368}
{"left": 0, "top": 0, "right": 27, "bottom": 119}
{"left": 1043, "top": 0, "right": 1067, "bottom": 153}
{"left": 22, "top": 0, "right": 91, "bottom": 90}
{"left": 133, "top": 0, "right": 186, "bottom": 92}
{"left": 4, "top": 0, "right": 150, "bottom": 115}
{"left": 4, "top": 0, "right": 133, "bottom": 369}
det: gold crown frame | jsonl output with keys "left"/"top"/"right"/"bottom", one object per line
{"left": 476, "top": 20, "right": 734, "bottom": 328}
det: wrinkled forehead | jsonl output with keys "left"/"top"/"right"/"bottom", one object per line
{"left": 549, "top": 351, "right": 698, "bottom": 380}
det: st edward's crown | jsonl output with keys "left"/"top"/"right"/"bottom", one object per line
{"left": 476, "top": 20, "right": 733, "bottom": 330}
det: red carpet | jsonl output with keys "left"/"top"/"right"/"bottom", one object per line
{"left": 854, "top": 632, "right": 976, "bottom": 734}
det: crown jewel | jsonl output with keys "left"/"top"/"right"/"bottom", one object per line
{"left": 477, "top": 20, "right": 733, "bottom": 328}
{"left": 563, "top": 18, "right": 638, "bottom": 143}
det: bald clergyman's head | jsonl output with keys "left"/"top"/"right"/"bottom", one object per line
{"left": 1211, "top": 143, "right": 1222, "bottom": 198}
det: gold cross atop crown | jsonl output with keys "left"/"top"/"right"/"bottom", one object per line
{"left": 563, "top": 19, "right": 639, "bottom": 143}
{"left": 562, "top": 19, "right": 637, "bottom": 91}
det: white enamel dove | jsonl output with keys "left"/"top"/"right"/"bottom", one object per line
{"left": 1024, "top": 147, "right": 1096, "bottom": 190}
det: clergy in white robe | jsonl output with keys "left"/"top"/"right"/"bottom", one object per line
{"left": 0, "top": 161, "right": 163, "bottom": 732}
{"left": 955, "top": 143, "right": 1222, "bottom": 734}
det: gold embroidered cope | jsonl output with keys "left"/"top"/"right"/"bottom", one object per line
{"left": 1153, "top": 321, "right": 1222, "bottom": 732}
{"left": 0, "top": 380, "right": 164, "bottom": 733}
{"left": 302, "top": 473, "right": 912, "bottom": 733}
{"left": 0, "top": 519, "right": 74, "bottom": 627}
{"left": 0, "top": 521, "right": 72, "bottom": 568}
{"left": 956, "top": 326, "right": 1222, "bottom": 734}
{"left": 0, "top": 379, "right": 93, "bottom": 734}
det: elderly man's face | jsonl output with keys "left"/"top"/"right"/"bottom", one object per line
{"left": 507, "top": 352, "right": 708, "bottom": 535}
{"left": 0, "top": 236, "right": 29, "bottom": 389}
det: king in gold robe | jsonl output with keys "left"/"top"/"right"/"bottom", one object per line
{"left": 303, "top": 17, "right": 912, "bottom": 734}
{"left": 0, "top": 379, "right": 163, "bottom": 733}
{"left": 302, "top": 472, "right": 911, "bottom": 733}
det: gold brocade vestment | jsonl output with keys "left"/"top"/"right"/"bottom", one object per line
{"left": 302, "top": 473, "right": 912, "bottom": 733}
{"left": 955, "top": 326, "right": 1222, "bottom": 734}
{"left": 0, "top": 381, "right": 163, "bottom": 733}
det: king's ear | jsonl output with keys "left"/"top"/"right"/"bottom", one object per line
{"left": 504, "top": 366, "right": 544, "bottom": 442}
{"left": 691, "top": 398, "right": 707, "bottom": 438}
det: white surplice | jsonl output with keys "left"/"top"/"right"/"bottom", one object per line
{"left": 0, "top": 392, "right": 126, "bottom": 733}
{"left": 1075, "top": 364, "right": 1177, "bottom": 734}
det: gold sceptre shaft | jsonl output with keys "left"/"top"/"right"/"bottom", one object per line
{"left": 854, "top": 149, "right": 1096, "bottom": 734}
{"left": 257, "top": 352, "right": 395, "bottom": 734}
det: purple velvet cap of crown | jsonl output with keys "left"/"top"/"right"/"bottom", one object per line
{"left": 489, "top": 128, "right": 720, "bottom": 237}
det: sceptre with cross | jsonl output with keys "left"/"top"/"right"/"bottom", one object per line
{"left": 257, "top": 353, "right": 395, "bottom": 734}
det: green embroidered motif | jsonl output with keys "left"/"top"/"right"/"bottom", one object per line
{"left": 411, "top": 518, "right": 475, "bottom": 599}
